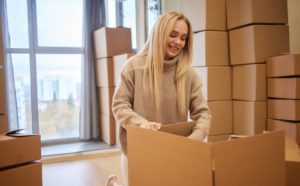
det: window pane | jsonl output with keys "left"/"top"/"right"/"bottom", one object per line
{"left": 146, "top": 0, "right": 161, "bottom": 37}
{"left": 107, "top": 0, "right": 116, "bottom": 27}
{"left": 36, "top": 0, "right": 84, "bottom": 47}
{"left": 122, "top": 0, "right": 137, "bottom": 49}
{"left": 10, "top": 53, "right": 32, "bottom": 132}
{"left": 36, "top": 54, "right": 82, "bottom": 140}
{"left": 6, "top": 0, "right": 29, "bottom": 48}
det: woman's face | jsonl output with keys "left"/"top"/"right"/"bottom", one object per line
{"left": 164, "top": 19, "right": 188, "bottom": 60}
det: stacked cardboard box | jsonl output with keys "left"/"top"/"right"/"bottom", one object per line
{"left": 0, "top": 134, "right": 42, "bottom": 186}
{"left": 183, "top": 0, "right": 232, "bottom": 139}
{"left": 93, "top": 27, "right": 133, "bottom": 145}
{"left": 227, "top": 0, "right": 290, "bottom": 135}
{"left": 267, "top": 54, "right": 300, "bottom": 145}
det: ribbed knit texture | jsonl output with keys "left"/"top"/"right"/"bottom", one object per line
{"left": 112, "top": 55, "right": 211, "bottom": 155}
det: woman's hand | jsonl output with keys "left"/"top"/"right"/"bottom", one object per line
{"left": 139, "top": 122, "right": 162, "bottom": 131}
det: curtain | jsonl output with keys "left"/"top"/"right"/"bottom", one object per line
{"left": 0, "top": 0, "right": 19, "bottom": 132}
{"left": 80, "top": 0, "right": 106, "bottom": 140}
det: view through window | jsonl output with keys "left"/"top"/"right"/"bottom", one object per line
{"left": 4, "top": 0, "right": 84, "bottom": 141}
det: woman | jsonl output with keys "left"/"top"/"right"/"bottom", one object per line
{"left": 108, "top": 11, "right": 211, "bottom": 186}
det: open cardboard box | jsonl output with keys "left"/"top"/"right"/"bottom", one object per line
{"left": 128, "top": 122, "right": 285, "bottom": 186}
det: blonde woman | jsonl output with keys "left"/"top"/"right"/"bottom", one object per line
{"left": 108, "top": 11, "right": 211, "bottom": 186}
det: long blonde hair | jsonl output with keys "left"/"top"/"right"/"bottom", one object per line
{"left": 138, "top": 11, "right": 193, "bottom": 116}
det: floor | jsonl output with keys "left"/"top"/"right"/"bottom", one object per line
{"left": 42, "top": 153, "right": 124, "bottom": 186}
{"left": 42, "top": 140, "right": 116, "bottom": 156}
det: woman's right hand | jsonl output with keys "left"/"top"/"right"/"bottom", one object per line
{"left": 139, "top": 122, "right": 161, "bottom": 131}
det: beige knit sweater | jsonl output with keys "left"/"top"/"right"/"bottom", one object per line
{"left": 112, "top": 55, "right": 211, "bottom": 155}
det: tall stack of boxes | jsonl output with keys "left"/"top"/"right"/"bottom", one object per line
{"left": 267, "top": 54, "right": 300, "bottom": 145}
{"left": 0, "top": 22, "right": 42, "bottom": 186}
{"left": 184, "top": 0, "right": 232, "bottom": 141}
{"left": 227, "top": 0, "right": 290, "bottom": 136}
{"left": 93, "top": 27, "right": 133, "bottom": 145}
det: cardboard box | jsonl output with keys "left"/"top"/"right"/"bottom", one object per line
{"left": 97, "top": 87, "right": 115, "bottom": 116}
{"left": 128, "top": 122, "right": 285, "bottom": 186}
{"left": 233, "top": 64, "right": 266, "bottom": 101}
{"left": 268, "top": 99, "right": 300, "bottom": 121}
{"left": 207, "top": 134, "right": 231, "bottom": 142}
{"left": 0, "top": 135, "right": 41, "bottom": 168}
{"left": 100, "top": 114, "right": 116, "bottom": 145}
{"left": 192, "top": 31, "right": 229, "bottom": 67}
{"left": 194, "top": 67, "right": 232, "bottom": 101}
{"left": 229, "top": 25, "right": 289, "bottom": 65}
{"left": 184, "top": 0, "right": 226, "bottom": 32}
{"left": 112, "top": 53, "right": 133, "bottom": 86}
{"left": 95, "top": 57, "right": 114, "bottom": 87}
{"left": 93, "top": 27, "right": 132, "bottom": 59}
{"left": 227, "top": 0, "right": 288, "bottom": 30}
{"left": 268, "top": 77, "right": 300, "bottom": 99}
{"left": 0, "top": 67, "right": 6, "bottom": 114}
{"left": 0, "top": 162, "right": 42, "bottom": 186}
{"left": 233, "top": 101, "right": 266, "bottom": 135}
{"left": 0, "top": 114, "right": 8, "bottom": 134}
{"left": 285, "top": 137, "right": 300, "bottom": 186}
{"left": 268, "top": 119, "right": 300, "bottom": 144}
{"left": 267, "top": 54, "right": 300, "bottom": 77}
{"left": 208, "top": 101, "right": 232, "bottom": 135}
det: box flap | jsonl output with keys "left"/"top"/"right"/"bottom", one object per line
{"left": 159, "top": 121, "right": 196, "bottom": 137}
{"left": 128, "top": 124, "right": 213, "bottom": 186}
{"left": 214, "top": 131, "right": 285, "bottom": 186}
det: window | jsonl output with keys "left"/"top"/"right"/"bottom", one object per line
{"left": 107, "top": 0, "right": 138, "bottom": 49}
{"left": 146, "top": 0, "right": 161, "bottom": 37}
{"left": 3, "top": 0, "right": 84, "bottom": 141}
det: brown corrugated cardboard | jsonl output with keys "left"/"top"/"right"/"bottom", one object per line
{"left": 128, "top": 122, "right": 285, "bottom": 186}
{"left": 233, "top": 101, "right": 266, "bottom": 135}
{"left": 112, "top": 53, "right": 133, "bottom": 86}
{"left": 268, "top": 99, "right": 300, "bottom": 121}
{"left": 93, "top": 27, "right": 132, "bottom": 59}
{"left": 0, "top": 67, "right": 6, "bottom": 114}
{"left": 268, "top": 119, "right": 300, "bottom": 144}
{"left": 194, "top": 67, "right": 232, "bottom": 101}
{"left": 229, "top": 25, "right": 289, "bottom": 65}
{"left": 95, "top": 57, "right": 114, "bottom": 87}
{"left": 208, "top": 101, "right": 233, "bottom": 135}
{"left": 184, "top": 0, "right": 226, "bottom": 32}
{"left": 267, "top": 54, "right": 300, "bottom": 77}
{"left": 227, "top": 0, "right": 288, "bottom": 30}
{"left": 192, "top": 31, "right": 229, "bottom": 67}
{"left": 285, "top": 137, "right": 300, "bottom": 186}
{"left": 100, "top": 114, "right": 116, "bottom": 145}
{"left": 0, "top": 135, "right": 41, "bottom": 168}
{"left": 0, "top": 115, "right": 8, "bottom": 134}
{"left": 268, "top": 77, "right": 300, "bottom": 99}
{"left": 207, "top": 134, "right": 231, "bottom": 142}
{"left": 0, "top": 162, "right": 42, "bottom": 186}
{"left": 97, "top": 87, "right": 115, "bottom": 116}
{"left": 233, "top": 64, "right": 266, "bottom": 101}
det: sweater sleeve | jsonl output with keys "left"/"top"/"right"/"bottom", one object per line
{"left": 188, "top": 69, "right": 212, "bottom": 141}
{"left": 112, "top": 61, "right": 149, "bottom": 129}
